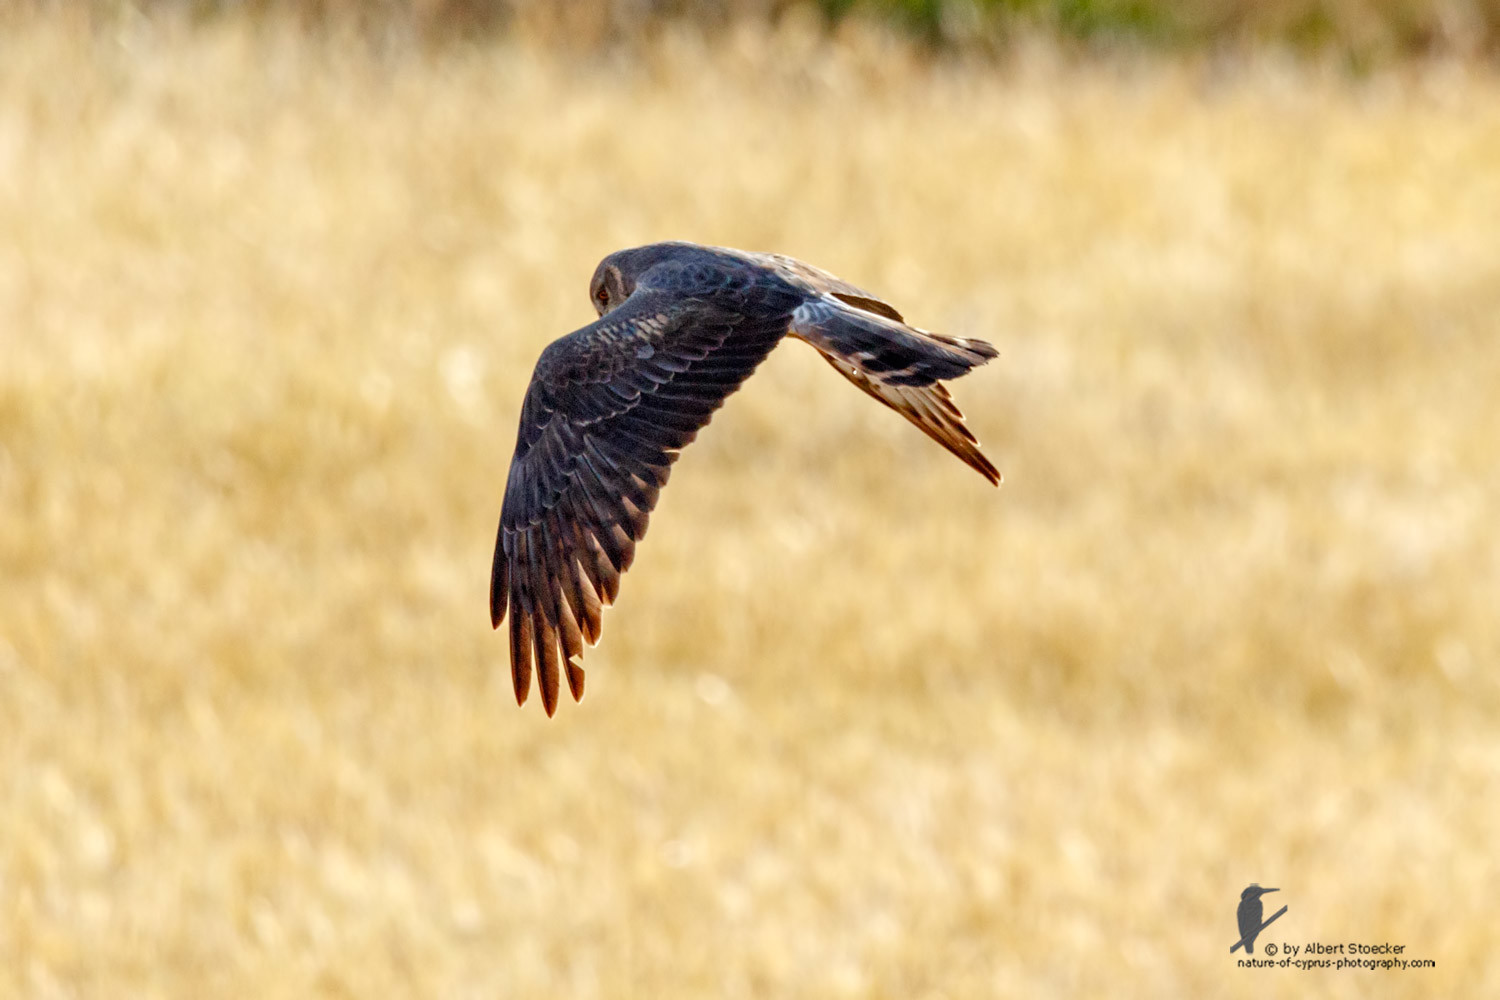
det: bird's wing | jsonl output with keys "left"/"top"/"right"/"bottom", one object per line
{"left": 790, "top": 297, "right": 1001, "bottom": 485}
{"left": 491, "top": 280, "right": 795, "bottom": 715}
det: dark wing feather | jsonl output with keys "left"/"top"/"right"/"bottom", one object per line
{"left": 491, "top": 279, "right": 797, "bottom": 715}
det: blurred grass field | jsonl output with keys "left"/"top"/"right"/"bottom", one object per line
{"left": 3, "top": 9, "right": 1500, "bottom": 998}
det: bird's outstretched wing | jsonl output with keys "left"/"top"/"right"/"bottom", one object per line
{"left": 490, "top": 279, "right": 796, "bottom": 715}
{"left": 745, "top": 250, "right": 999, "bottom": 484}
{"left": 789, "top": 297, "right": 1000, "bottom": 485}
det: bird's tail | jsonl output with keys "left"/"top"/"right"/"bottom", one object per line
{"left": 789, "top": 295, "right": 1001, "bottom": 484}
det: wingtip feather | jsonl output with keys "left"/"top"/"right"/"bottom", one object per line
{"left": 509, "top": 608, "right": 532, "bottom": 707}
{"left": 490, "top": 527, "right": 509, "bottom": 629}
{"left": 535, "top": 619, "right": 561, "bottom": 717}
{"left": 565, "top": 659, "right": 585, "bottom": 702}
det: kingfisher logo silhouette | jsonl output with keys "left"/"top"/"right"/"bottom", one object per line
{"left": 1230, "top": 885, "right": 1287, "bottom": 954}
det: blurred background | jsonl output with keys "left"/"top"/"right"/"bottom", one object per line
{"left": 2, "top": 1, "right": 1498, "bottom": 996}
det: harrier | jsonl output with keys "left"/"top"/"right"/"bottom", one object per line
{"left": 491, "top": 242, "right": 999, "bottom": 714}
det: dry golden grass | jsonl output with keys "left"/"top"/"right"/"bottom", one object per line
{"left": 2, "top": 12, "right": 1498, "bottom": 998}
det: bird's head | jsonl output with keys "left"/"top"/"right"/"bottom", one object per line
{"left": 588, "top": 259, "right": 633, "bottom": 317}
{"left": 1241, "top": 885, "right": 1279, "bottom": 901}
{"left": 590, "top": 242, "right": 697, "bottom": 316}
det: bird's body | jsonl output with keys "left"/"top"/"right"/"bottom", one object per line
{"left": 1235, "top": 885, "right": 1280, "bottom": 953}
{"left": 1237, "top": 895, "right": 1264, "bottom": 951}
{"left": 491, "top": 242, "right": 999, "bottom": 714}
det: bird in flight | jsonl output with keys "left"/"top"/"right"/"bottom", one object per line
{"left": 491, "top": 242, "right": 999, "bottom": 715}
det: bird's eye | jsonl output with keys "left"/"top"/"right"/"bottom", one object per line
{"left": 596, "top": 288, "right": 608, "bottom": 305}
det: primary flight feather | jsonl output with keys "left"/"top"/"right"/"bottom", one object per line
{"left": 491, "top": 242, "right": 999, "bottom": 715}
